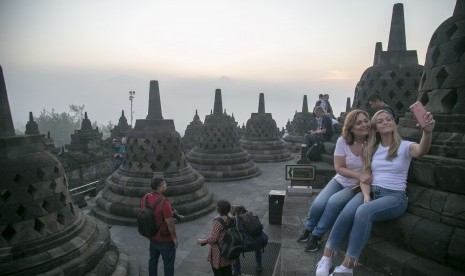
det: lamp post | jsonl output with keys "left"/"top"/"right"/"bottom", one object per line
{"left": 129, "top": 90, "right": 135, "bottom": 127}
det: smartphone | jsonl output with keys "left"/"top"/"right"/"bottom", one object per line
{"left": 409, "top": 101, "right": 427, "bottom": 128}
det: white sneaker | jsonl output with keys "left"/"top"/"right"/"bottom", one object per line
{"left": 315, "top": 256, "right": 332, "bottom": 276}
{"left": 329, "top": 265, "right": 353, "bottom": 276}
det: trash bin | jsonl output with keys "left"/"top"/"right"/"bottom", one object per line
{"left": 269, "top": 190, "right": 286, "bottom": 225}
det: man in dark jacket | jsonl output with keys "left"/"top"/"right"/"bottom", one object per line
{"left": 304, "top": 106, "right": 334, "bottom": 156}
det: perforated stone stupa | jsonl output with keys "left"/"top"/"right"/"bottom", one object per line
{"left": 186, "top": 89, "right": 261, "bottom": 181}
{"left": 92, "top": 80, "right": 215, "bottom": 224}
{"left": 65, "top": 111, "right": 103, "bottom": 153}
{"left": 357, "top": 3, "right": 465, "bottom": 274}
{"left": 352, "top": 3, "right": 423, "bottom": 116}
{"left": 239, "top": 93, "right": 293, "bottom": 162}
{"left": 282, "top": 95, "right": 317, "bottom": 151}
{"left": 110, "top": 110, "right": 132, "bottom": 140}
{"left": 182, "top": 110, "right": 203, "bottom": 152}
{"left": 0, "top": 65, "right": 122, "bottom": 275}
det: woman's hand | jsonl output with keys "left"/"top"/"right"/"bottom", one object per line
{"left": 196, "top": 238, "right": 206, "bottom": 246}
{"left": 358, "top": 172, "right": 372, "bottom": 185}
{"left": 419, "top": 112, "right": 435, "bottom": 133}
{"left": 363, "top": 194, "right": 371, "bottom": 204}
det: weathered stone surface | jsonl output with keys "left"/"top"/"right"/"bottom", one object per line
{"left": 92, "top": 81, "right": 215, "bottom": 225}
{"left": 182, "top": 110, "right": 203, "bottom": 152}
{"left": 358, "top": 3, "right": 465, "bottom": 274}
{"left": 0, "top": 65, "right": 120, "bottom": 275}
{"left": 186, "top": 89, "right": 261, "bottom": 181}
{"left": 282, "top": 95, "right": 317, "bottom": 152}
{"left": 240, "top": 93, "right": 293, "bottom": 163}
{"left": 352, "top": 3, "right": 423, "bottom": 117}
{"left": 110, "top": 110, "right": 132, "bottom": 140}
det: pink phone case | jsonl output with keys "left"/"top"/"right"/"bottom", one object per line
{"left": 409, "top": 101, "right": 427, "bottom": 128}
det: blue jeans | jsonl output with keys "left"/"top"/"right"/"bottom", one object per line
{"left": 326, "top": 185, "right": 408, "bottom": 260}
{"left": 149, "top": 240, "right": 176, "bottom": 276}
{"left": 232, "top": 250, "right": 262, "bottom": 274}
{"left": 304, "top": 178, "right": 356, "bottom": 238}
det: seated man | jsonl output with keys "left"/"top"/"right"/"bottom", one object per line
{"left": 304, "top": 106, "right": 334, "bottom": 155}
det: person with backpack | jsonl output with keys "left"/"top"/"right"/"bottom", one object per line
{"left": 140, "top": 177, "right": 178, "bottom": 276}
{"left": 297, "top": 110, "right": 372, "bottom": 253}
{"left": 197, "top": 200, "right": 236, "bottom": 276}
{"left": 231, "top": 205, "right": 265, "bottom": 275}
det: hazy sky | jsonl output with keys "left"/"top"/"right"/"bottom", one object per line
{"left": 0, "top": 0, "right": 456, "bottom": 136}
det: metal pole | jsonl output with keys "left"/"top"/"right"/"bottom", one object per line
{"left": 129, "top": 90, "right": 135, "bottom": 127}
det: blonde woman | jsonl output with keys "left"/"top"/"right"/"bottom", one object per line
{"left": 315, "top": 109, "right": 435, "bottom": 276}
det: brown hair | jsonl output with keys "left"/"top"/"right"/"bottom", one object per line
{"left": 341, "top": 109, "right": 370, "bottom": 145}
{"left": 216, "top": 200, "right": 231, "bottom": 216}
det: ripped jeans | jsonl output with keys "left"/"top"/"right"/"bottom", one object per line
{"left": 325, "top": 185, "right": 408, "bottom": 261}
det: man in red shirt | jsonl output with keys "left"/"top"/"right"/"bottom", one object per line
{"left": 141, "top": 177, "right": 178, "bottom": 276}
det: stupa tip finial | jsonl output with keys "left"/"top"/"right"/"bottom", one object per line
{"left": 121, "top": 110, "right": 125, "bottom": 116}
{"left": 258, "top": 93, "right": 265, "bottom": 114}
{"left": 0, "top": 64, "right": 16, "bottom": 136}
{"left": 387, "top": 3, "right": 406, "bottom": 51}
{"left": 374, "top": 42, "right": 383, "bottom": 65}
{"left": 29, "top": 111, "right": 34, "bottom": 121}
{"left": 302, "top": 95, "right": 309, "bottom": 113}
{"left": 213, "top": 89, "right": 223, "bottom": 115}
{"left": 85, "top": 112, "right": 88, "bottom": 120}
{"left": 147, "top": 80, "right": 164, "bottom": 120}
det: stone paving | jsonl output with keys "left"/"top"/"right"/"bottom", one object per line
{"left": 84, "top": 154, "right": 381, "bottom": 275}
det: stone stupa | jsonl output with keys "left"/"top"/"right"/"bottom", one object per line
{"left": 186, "top": 89, "right": 261, "bottom": 181}
{"left": 110, "top": 110, "right": 132, "bottom": 141}
{"left": 357, "top": 2, "right": 465, "bottom": 275}
{"left": 181, "top": 109, "right": 203, "bottom": 152}
{"left": 92, "top": 80, "right": 215, "bottom": 224}
{"left": 239, "top": 93, "right": 293, "bottom": 162}
{"left": 282, "top": 95, "right": 317, "bottom": 151}
{"left": 0, "top": 65, "right": 123, "bottom": 275}
{"left": 352, "top": 3, "right": 423, "bottom": 117}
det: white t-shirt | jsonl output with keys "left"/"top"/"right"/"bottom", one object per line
{"left": 333, "top": 137, "right": 363, "bottom": 188}
{"left": 371, "top": 140, "right": 414, "bottom": 191}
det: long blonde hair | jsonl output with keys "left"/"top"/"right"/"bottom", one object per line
{"left": 363, "top": 110, "right": 402, "bottom": 171}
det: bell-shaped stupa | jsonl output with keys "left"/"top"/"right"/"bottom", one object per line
{"left": 358, "top": 2, "right": 465, "bottom": 274}
{"left": 352, "top": 3, "right": 423, "bottom": 117}
{"left": 282, "top": 95, "right": 317, "bottom": 151}
{"left": 239, "top": 93, "right": 293, "bottom": 162}
{"left": 0, "top": 65, "right": 122, "bottom": 275}
{"left": 65, "top": 111, "right": 103, "bottom": 153}
{"left": 182, "top": 110, "right": 203, "bottom": 152}
{"left": 92, "top": 80, "right": 215, "bottom": 224}
{"left": 25, "top": 111, "right": 39, "bottom": 135}
{"left": 186, "top": 89, "right": 261, "bottom": 181}
{"left": 110, "top": 110, "right": 132, "bottom": 140}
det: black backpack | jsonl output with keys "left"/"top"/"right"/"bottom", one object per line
{"left": 137, "top": 195, "right": 165, "bottom": 239}
{"left": 237, "top": 212, "right": 268, "bottom": 253}
{"left": 306, "top": 142, "right": 322, "bottom": 162}
{"left": 237, "top": 211, "right": 263, "bottom": 236}
{"left": 215, "top": 217, "right": 243, "bottom": 260}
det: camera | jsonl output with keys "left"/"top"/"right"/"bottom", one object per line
{"left": 172, "top": 209, "right": 184, "bottom": 221}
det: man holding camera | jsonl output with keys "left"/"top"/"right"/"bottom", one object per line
{"left": 141, "top": 177, "right": 178, "bottom": 276}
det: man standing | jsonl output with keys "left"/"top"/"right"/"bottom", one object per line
{"left": 323, "top": 94, "right": 335, "bottom": 118}
{"left": 141, "top": 177, "right": 178, "bottom": 276}
{"left": 304, "top": 106, "right": 334, "bottom": 155}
